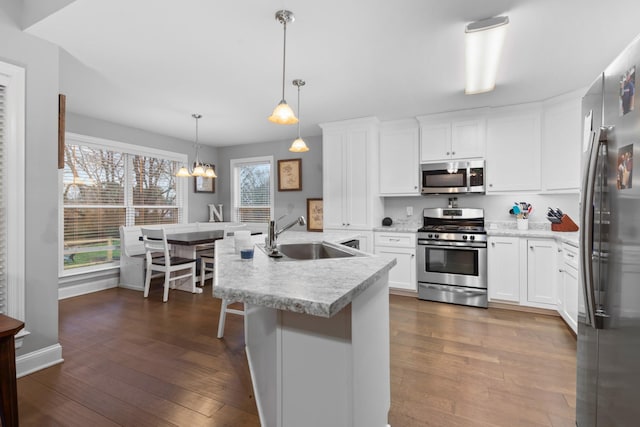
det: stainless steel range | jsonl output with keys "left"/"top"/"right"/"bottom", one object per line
{"left": 416, "top": 208, "right": 488, "bottom": 308}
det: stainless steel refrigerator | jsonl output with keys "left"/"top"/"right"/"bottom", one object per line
{"left": 578, "top": 34, "right": 640, "bottom": 426}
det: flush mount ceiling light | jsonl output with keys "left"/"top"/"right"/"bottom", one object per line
{"left": 268, "top": 10, "right": 298, "bottom": 125}
{"left": 289, "top": 79, "right": 309, "bottom": 152}
{"left": 465, "top": 16, "right": 509, "bottom": 95}
{"left": 176, "top": 114, "right": 217, "bottom": 178}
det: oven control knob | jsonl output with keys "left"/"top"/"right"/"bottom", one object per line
{"left": 434, "top": 234, "right": 439, "bottom": 239}
{"left": 427, "top": 234, "right": 433, "bottom": 238}
{"left": 462, "top": 235, "right": 468, "bottom": 240}
{"left": 470, "top": 235, "right": 476, "bottom": 241}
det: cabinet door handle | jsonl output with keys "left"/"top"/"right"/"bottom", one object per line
{"left": 446, "top": 151, "right": 450, "bottom": 155}
{"left": 389, "top": 238, "right": 401, "bottom": 242}
{"left": 489, "top": 183, "right": 493, "bottom": 187}
{"left": 530, "top": 246, "right": 534, "bottom": 250}
{"left": 411, "top": 254, "right": 415, "bottom": 258}
{"left": 491, "top": 242, "right": 495, "bottom": 247}
{"left": 559, "top": 268, "right": 564, "bottom": 273}
{"left": 452, "top": 151, "right": 456, "bottom": 155}
{"left": 414, "top": 186, "right": 418, "bottom": 189}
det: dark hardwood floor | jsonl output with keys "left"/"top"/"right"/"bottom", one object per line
{"left": 17, "top": 283, "right": 576, "bottom": 426}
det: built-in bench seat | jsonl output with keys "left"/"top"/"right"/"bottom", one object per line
{"left": 119, "top": 222, "right": 263, "bottom": 291}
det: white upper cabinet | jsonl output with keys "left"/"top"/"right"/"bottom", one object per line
{"left": 486, "top": 104, "right": 542, "bottom": 192}
{"left": 541, "top": 92, "right": 582, "bottom": 192}
{"left": 379, "top": 120, "right": 420, "bottom": 196}
{"left": 321, "top": 117, "right": 383, "bottom": 231}
{"left": 417, "top": 109, "right": 487, "bottom": 162}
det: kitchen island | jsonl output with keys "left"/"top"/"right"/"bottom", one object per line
{"left": 214, "top": 231, "right": 396, "bottom": 427}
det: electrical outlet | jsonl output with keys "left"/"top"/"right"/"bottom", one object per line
{"left": 406, "top": 206, "right": 413, "bottom": 217}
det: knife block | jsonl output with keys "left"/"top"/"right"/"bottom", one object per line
{"left": 551, "top": 214, "right": 579, "bottom": 232}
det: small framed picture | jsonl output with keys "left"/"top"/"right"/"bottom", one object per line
{"left": 306, "top": 198, "right": 323, "bottom": 232}
{"left": 194, "top": 167, "right": 215, "bottom": 193}
{"left": 278, "top": 158, "right": 302, "bottom": 191}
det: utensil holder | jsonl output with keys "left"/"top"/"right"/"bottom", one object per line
{"left": 517, "top": 218, "right": 529, "bottom": 230}
{"left": 551, "top": 215, "right": 579, "bottom": 232}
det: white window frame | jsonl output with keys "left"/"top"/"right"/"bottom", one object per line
{"left": 0, "top": 61, "right": 26, "bottom": 322}
{"left": 230, "top": 155, "right": 274, "bottom": 223}
{"left": 58, "top": 132, "right": 188, "bottom": 277}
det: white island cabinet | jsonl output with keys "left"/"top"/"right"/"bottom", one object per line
{"left": 214, "top": 232, "right": 396, "bottom": 427}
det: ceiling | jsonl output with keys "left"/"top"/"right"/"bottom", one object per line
{"left": 24, "top": 0, "right": 640, "bottom": 147}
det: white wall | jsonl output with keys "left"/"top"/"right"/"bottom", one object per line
{"left": 383, "top": 193, "right": 580, "bottom": 228}
{"left": 216, "top": 135, "right": 323, "bottom": 228}
{"left": 0, "top": 4, "right": 60, "bottom": 356}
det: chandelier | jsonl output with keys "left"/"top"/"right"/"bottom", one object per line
{"left": 176, "top": 114, "right": 217, "bottom": 178}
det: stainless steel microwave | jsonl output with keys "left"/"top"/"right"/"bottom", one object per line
{"left": 420, "top": 160, "right": 485, "bottom": 195}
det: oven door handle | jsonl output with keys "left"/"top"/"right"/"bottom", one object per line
{"left": 423, "top": 283, "right": 486, "bottom": 296}
{"left": 417, "top": 240, "right": 487, "bottom": 249}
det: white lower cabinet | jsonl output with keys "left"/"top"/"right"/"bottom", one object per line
{"left": 525, "top": 239, "right": 558, "bottom": 307}
{"left": 488, "top": 236, "right": 558, "bottom": 310}
{"left": 487, "top": 236, "right": 520, "bottom": 302}
{"left": 374, "top": 232, "right": 416, "bottom": 292}
{"left": 557, "top": 243, "right": 579, "bottom": 333}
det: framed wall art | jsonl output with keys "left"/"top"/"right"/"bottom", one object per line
{"left": 306, "top": 198, "right": 323, "bottom": 231}
{"left": 278, "top": 158, "right": 302, "bottom": 191}
{"left": 194, "top": 166, "right": 216, "bottom": 193}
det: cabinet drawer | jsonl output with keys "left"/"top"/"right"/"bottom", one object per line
{"left": 374, "top": 232, "right": 416, "bottom": 248}
{"left": 562, "top": 243, "right": 579, "bottom": 270}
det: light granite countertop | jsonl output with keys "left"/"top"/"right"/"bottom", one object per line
{"left": 373, "top": 225, "right": 418, "bottom": 233}
{"left": 486, "top": 221, "right": 579, "bottom": 247}
{"left": 213, "top": 231, "right": 397, "bottom": 318}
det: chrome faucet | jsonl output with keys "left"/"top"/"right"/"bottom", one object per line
{"left": 266, "top": 215, "right": 306, "bottom": 255}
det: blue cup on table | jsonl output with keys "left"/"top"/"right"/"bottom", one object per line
{"left": 240, "top": 247, "right": 254, "bottom": 260}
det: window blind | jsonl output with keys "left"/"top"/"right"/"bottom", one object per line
{"left": 0, "top": 84, "right": 6, "bottom": 314}
{"left": 62, "top": 140, "right": 183, "bottom": 272}
{"left": 232, "top": 160, "right": 272, "bottom": 223}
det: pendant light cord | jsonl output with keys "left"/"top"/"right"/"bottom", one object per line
{"left": 296, "top": 83, "right": 301, "bottom": 137}
{"left": 281, "top": 20, "right": 287, "bottom": 100}
{"left": 193, "top": 114, "right": 201, "bottom": 166}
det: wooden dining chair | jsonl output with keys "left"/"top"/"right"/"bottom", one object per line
{"left": 141, "top": 227, "right": 197, "bottom": 302}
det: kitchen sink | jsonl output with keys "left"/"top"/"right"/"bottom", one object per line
{"left": 260, "top": 241, "right": 364, "bottom": 261}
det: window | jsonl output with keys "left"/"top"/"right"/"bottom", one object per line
{"left": 61, "top": 133, "right": 187, "bottom": 275}
{"left": 0, "top": 61, "right": 25, "bottom": 321}
{"left": 230, "top": 156, "right": 274, "bottom": 223}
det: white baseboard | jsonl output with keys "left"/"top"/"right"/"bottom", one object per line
{"left": 118, "top": 282, "right": 144, "bottom": 292}
{"left": 16, "top": 343, "right": 64, "bottom": 378}
{"left": 58, "top": 276, "right": 119, "bottom": 300}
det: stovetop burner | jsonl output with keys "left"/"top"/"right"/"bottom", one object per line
{"left": 417, "top": 207, "right": 487, "bottom": 241}
{"left": 418, "top": 225, "right": 486, "bottom": 233}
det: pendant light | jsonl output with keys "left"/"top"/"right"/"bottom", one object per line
{"left": 176, "top": 114, "right": 217, "bottom": 178}
{"left": 289, "top": 79, "right": 309, "bottom": 152}
{"left": 268, "top": 10, "right": 298, "bottom": 125}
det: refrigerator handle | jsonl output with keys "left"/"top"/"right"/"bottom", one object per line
{"left": 580, "top": 126, "right": 607, "bottom": 329}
